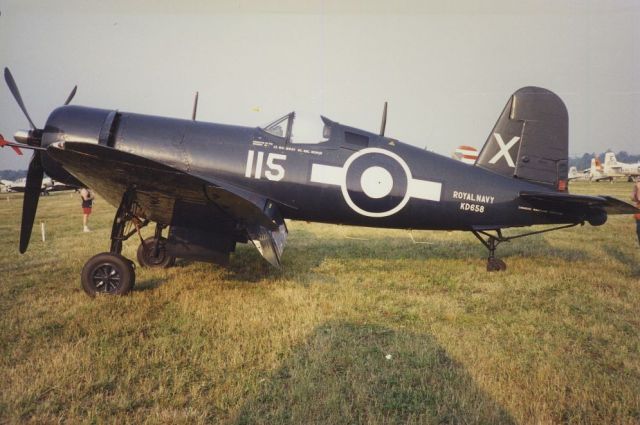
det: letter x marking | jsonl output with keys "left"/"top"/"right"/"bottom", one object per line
{"left": 488, "top": 133, "right": 520, "bottom": 168}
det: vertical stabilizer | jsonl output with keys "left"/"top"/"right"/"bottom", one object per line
{"left": 604, "top": 152, "right": 617, "bottom": 173}
{"left": 475, "top": 87, "right": 568, "bottom": 190}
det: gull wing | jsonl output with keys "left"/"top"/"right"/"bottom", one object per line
{"left": 47, "top": 142, "right": 288, "bottom": 266}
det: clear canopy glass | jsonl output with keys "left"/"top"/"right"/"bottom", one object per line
{"left": 261, "top": 112, "right": 329, "bottom": 144}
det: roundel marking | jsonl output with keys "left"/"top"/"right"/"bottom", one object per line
{"left": 309, "top": 147, "right": 443, "bottom": 218}
{"left": 360, "top": 166, "right": 393, "bottom": 199}
{"left": 340, "top": 148, "right": 413, "bottom": 218}
{"left": 344, "top": 152, "right": 408, "bottom": 214}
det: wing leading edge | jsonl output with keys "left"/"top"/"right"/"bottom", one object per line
{"left": 47, "top": 141, "right": 289, "bottom": 267}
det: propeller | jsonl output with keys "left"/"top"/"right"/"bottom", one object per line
{"left": 3, "top": 67, "right": 77, "bottom": 253}
{"left": 4, "top": 67, "right": 44, "bottom": 253}
{"left": 20, "top": 151, "right": 44, "bottom": 253}
{"left": 4, "top": 68, "right": 37, "bottom": 130}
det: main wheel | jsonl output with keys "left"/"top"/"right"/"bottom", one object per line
{"left": 137, "top": 237, "right": 175, "bottom": 268}
{"left": 486, "top": 257, "right": 507, "bottom": 272}
{"left": 81, "top": 252, "right": 135, "bottom": 296}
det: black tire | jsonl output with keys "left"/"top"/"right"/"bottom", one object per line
{"left": 137, "top": 237, "right": 175, "bottom": 268}
{"left": 81, "top": 252, "right": 135, "bottom": 297}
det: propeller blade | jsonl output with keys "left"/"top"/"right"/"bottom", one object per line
{"left": 63, "top": 85, "right": 78, "bottom": 105}
{"left": 19, "top": 151, "right": 44, "bottom": 253}
{"left": 379, "top": 101, "right": 388, "bottom": 137}
{"left": 4, "top": 67, "right": 37, "bottom": 130}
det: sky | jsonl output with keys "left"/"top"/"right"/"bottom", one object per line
{"left": 0, "top": 0, "right": 638, "bottom": 169}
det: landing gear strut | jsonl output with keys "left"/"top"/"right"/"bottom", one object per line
{"left": 80, "top": 190, "right": 145, "bottom": 296}
{"left": 472, "top": 222, "right": 581, "bottom": 272}
{"left": 472, "top": 230, "right": 508, "bottom": 272}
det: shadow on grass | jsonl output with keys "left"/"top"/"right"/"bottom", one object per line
{"left": 133, "top": 277, "right": 169, "bottom": 292}
{"left": 223, "top": 232, "right": 590, "bottom": 283}
{"left": 234, "top": 320, "right": 514, "bottom": 424}
{"left": 603, "top": 244, "right": 640, "bottom": 278}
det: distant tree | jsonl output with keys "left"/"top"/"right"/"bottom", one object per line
{"left": 0, "top": 169, "right": 27, "bottom": 181}
{"left": 569, "top": 153, "right": 594, "bottom": 171}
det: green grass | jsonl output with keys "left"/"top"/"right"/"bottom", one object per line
{"left": 1, "top": 182, "right": 639, "bottom": 424}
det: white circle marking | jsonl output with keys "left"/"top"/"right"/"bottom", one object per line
{"left": 340, "top": 147, "right": 413, "bottom": 218}
{"left": 360, "top": 166, "right": 393, "bottom": 199}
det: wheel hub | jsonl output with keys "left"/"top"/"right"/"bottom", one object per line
{"left": 92, "top": 263, "right": 121, "bottom": 293}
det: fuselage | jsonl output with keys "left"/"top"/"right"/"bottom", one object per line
{"left": 41, "top": 105, "right": 583, "bottom": 231}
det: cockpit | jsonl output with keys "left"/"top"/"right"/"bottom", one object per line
{"left": 261, "top": 112, "right": 331, "bottom": 144}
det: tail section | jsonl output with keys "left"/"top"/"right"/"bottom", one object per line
{"left": 568, "top": 166, "right": 578, "bottom": 179}
{"left": 590, "top": 157, "right": 605, "bottom": 180}
{"left": 475, "top": 87, "right": 568, "bottom": 190}
{"left": 604, "top": 152, "right": 617, "bottom": 172}
{"left": 590, "top": 158, "right": 598, "bottom": 175}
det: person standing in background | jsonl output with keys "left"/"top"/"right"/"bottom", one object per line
{"left": 80, "top": 188, "right": 94, "bottom": 232}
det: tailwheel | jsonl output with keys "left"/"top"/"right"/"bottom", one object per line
{"left": 486, "top": 257, "right": 507, "bottom": 272}
{"left": 137, "top": 237, "right": 175, "bottom": 268}
{"left": 473, "top": 229, "right": 508, "bottom": 273}
{"left": 81, "top": 252, "right": 135, "bottom": 296}
{"left": 472, "top": 223, "right": 581, "bottom": 273}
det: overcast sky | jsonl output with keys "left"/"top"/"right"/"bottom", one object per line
{"left": 1, "top": 0, "right": 638, "bottom": 169}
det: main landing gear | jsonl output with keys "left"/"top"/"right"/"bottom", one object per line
{"left": 81, "top": 252, "right": 135, "bottom": 296}
{"left": 472, "top": 223, "right": 581, "bottom": 272}
{"left": 80, "top": 190, "right": 172, "bottom": 297}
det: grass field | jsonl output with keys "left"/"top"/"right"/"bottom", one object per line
{"left": 1, "top": 181, "right": 639, "bottom": 424}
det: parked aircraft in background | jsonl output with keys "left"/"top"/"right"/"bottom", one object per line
{"left": 588, "top": 157, "right": 613, "bottom": 182}
{"left": 1, "top": 67, "right": 638, "bottom": 297}
{"left": 0, "top": 179, "right": 13, "bottom": 192}
{"left": 42, "top": 177, "right": 78, "bottom": 193}
{"left": 5, "top": 177, "right": 51, "bottom": 194}
{"left": 568, "top": 166, "right": 589, "bottom": 181}
{"left": 3, "top": 176, "right": 75, "bottom": 194}
{"left": 603, "top": 152, "right": 640, "bottom": 182}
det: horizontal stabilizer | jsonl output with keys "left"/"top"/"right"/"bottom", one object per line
{"left": 520, "top": 191, "right": 639, "bottom": 215}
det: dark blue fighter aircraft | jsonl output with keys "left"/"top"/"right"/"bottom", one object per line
{"left": 2, "top": 67, "right": 638, "bottom": 296}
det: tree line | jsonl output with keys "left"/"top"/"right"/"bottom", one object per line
{"left": 0, "top": 169, "right": 27, "bottom": 181}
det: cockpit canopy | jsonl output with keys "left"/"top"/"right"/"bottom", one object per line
{"left": 261, "top": 112, "right": 331, "bottom": 144}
